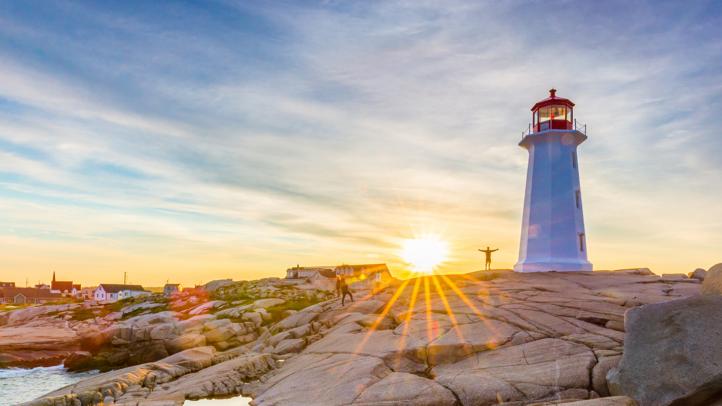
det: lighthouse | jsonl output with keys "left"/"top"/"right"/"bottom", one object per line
{"left": 514, "top": 89, "right": 592, "bottom": 273}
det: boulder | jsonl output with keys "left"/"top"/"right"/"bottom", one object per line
{"left": 269, "top": 331, "right": 292, "bottom": 347}
{"left": 6, "top": 304, "right": 79, "bottom": 325}
{"left": 188, "top": 300, "right": 225, "bottom": 315}
{"left": 166, "top": 333, "right": 206, "bottom": 353}
{"left": 252, "top": 353, "right": 390, "bottom": 405}
{"left": 273, "top": 338, "right": 306, "bottom": 355}
{"left": 125, "top": 311, "right": 178, "bottom": 328}
{"left": 287, "top": 323, "right": 312, "bottom": 339}
{"left": 178, "top": 314, "right": 214, "bottom": 334}
{"left": 426, "top": 319, "right": 519, "bottom": 365}
{"left": 688, "top": 268, "right": 707, "bottom": 281}
{"left": 592, "top": 355, "right": 622, "bottom": 396}
{"left": 252, "top": 298, "right": 285, "bottom": 309}
{"left": 701, "top": 263, "right": 722, "bottom": 295}
{"left": 203, "top": 319, "right": 236, "bottom": 344}
{"left": 63, "top": 351, "right": 95, "bottom": 370}
{"left": 149, "top": 323, "right": 179, "bottom": 340}
{"left": 203, "top": 279, "right": 234, "bottom": 292}
{"left": 353, "top": 372, "right": 457, "bottom": 405}
{"left": 141, "top": 353, "right": 274, "bottom": 402}
{"left": 607, "top": 295, "right": 722, "bottom": 405}
{"left": 274, "top": 310, "right": 319, "bottom": 332}
{"left": 243, "top": 311, "right": 263, "bottom": 327}
{"left": 432, "top": 338, "right": 595, "bottom": 405}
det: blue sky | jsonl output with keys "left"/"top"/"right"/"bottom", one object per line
{"left": 0, "top": 1, "right": 721, "bottom": 285}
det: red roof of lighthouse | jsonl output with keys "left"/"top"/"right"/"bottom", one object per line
{"left": 531, "top": 88, "right": 575, "bottom": 111}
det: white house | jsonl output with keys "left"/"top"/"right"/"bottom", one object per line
{"left": 78, "top": 286, "right": 97, "bottom": 301}
{"left": 286, "top": 263, "right": 394, "bottom": 290}
{"left": 95, "top": 284, "right": 149, "bottom": 302}
{"left": 285, "top": 265, "right": 336, "bottom": 279}
{"left": 163, "top": 283, "right": 180, "bottom": 297}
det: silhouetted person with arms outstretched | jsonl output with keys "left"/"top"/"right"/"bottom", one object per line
{"left": 340, "top": 276, "right": 354, "bottom": 306}
{"left": 479, "top": 246, "right": 499, "bottom": 270}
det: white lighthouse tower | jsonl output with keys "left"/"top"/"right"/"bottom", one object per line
{"left": 514, "top": 89, "right": 592, "bottom": 273}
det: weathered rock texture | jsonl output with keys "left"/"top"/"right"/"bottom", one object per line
{"left": 607, "top": 295, "right": 722, "bottom": 406}
{"left": 0, "top": 304, "right": 87, "bottom": 368}
{"left": 688, "top": 268, "right": 707, "bottom": 281}
{"left": 701, "top": 263, "right": 722, "bottom": 295}
{"left": 20, "top": 270, "right": 706, "bottom": 406}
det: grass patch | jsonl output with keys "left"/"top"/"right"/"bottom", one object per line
{"left": 0, "top": 304, "right": 29, "bottom": 313}
{"left": 72, "top": 307, "right": 101, "bottom": 321}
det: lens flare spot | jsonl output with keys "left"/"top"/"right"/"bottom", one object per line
{"left": 401, "top": 235, "right": 448, "bottom": 274}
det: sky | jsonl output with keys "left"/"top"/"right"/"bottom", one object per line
{"left": 0, "top": 0, "right": 721, "bottom": 287}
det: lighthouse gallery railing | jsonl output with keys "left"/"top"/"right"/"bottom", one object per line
{"left": 521, "top": 119, "right": 587, "bottom": 140}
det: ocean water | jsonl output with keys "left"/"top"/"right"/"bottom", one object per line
{"left": 0, "top": 366, "right": 251, "bottom": 406}
{"left": 0, "top": 366, "right": 98, "bottom": 405}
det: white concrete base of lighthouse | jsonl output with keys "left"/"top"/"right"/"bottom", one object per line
{"left": 514, "top": 260, "right": 593, "bottom": 273}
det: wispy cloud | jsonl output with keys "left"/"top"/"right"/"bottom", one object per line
{"left": 0, "top": 1, "right": 721, "bottom": 285}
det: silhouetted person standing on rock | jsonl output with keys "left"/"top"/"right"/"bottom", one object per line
{"left": 479, "top": 246, "right": 499, "bottom": 270}
{"left": 335, "top": 276, "right": 342, "bottom": 298}
{"left": 340, "top": 277, "right": 354, "bottom": 306}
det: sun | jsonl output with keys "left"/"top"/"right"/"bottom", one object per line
{"left": 401, "top": 234, "right": 449, "bottom": 274}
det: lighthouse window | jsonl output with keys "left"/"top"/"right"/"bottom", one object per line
{"left": 572, "top": 152, "right": 578, "bottom": 168}
{"left": 579, "top": 233, "right": 585, "bottom": 252}
{"left": 550, "top": 106, "right": 566, "bottom": 121}
{"left": 539, "top": 107, "right": 551, "bottom": 122}
{"left": 575, "top": 190, "right": 581, "bottom": 208}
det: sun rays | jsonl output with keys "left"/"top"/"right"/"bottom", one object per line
{"left": 352, "top": 270, "right": 507, "bottom": 365}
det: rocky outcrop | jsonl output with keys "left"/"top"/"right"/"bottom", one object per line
{"left": 353, "top": 372, "right": 458, "bottom": 405}
{"left": 23, "top": 270, "right": 705, "bottom": 406}
{"left": 688, "top": 268, "right": 707, "bottom": 281}
{"left": 607, "top": 295, "right": 722, "bottom": 405}
{"left": 0, "top": 324, "right": 80, "bottom": 368}
{"left": 21, "top": 346, "right": 219, "bottom": 406}
{"left": 701, "top": 263, "right": 722, "bottom": 295}
{"left": 203, "top": 279, "right": 234, "bottom": 292}
{"left": 246, "top": 271, "right": 697, "bottom": 405}
{"left": 433, "top": 338, "right": 596, "bottom": 404}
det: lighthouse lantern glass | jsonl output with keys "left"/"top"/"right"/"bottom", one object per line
{"left": 534, "top": 104, "right": 572, "bottom": 131}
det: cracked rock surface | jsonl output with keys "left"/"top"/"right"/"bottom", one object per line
{"left": 23, "top": 269, "right": 702, "bottom": 405}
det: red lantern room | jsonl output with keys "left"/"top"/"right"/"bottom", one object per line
{"left": 531, "top": 88, "right": 574, "bottom": 132}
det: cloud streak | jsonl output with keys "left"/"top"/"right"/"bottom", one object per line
{"left": 0, "top": 1, "right": 721, "bottom": 285}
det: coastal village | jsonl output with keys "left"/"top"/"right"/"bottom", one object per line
{"left": 0, "top": 264, "right": 392, "bottom": 306}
